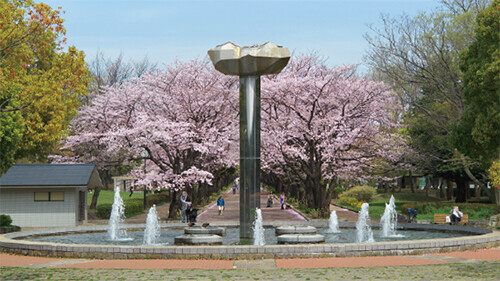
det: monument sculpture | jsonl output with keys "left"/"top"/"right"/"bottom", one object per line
{"left": 208, "top": 42, "right": 290, "bottom": 241}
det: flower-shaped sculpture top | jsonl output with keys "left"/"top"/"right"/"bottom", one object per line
{"left": 208, "top": 42, "right": 290, "bottom": 76}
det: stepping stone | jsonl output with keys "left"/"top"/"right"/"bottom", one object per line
{"left": 174, "top": 234, "right": 223, "bottom": 245}
{"left": 184, "top": 227, "right": 226, "bottom": 236}
{"left": 277, "top": 234, "right": 325, "bottom": 244}
{"left": 275, "top": 226, "right": 317, "bottom": 235}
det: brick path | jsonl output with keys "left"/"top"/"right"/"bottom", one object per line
{"left": 1, "top": 249, "right": 499, "bottom": 269}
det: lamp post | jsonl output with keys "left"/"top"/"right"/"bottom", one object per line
{"left": 208, "top": 42, "right": 290, "bottom": 242}
{"left": 140, "top": 150, "right": 149, "bottom": 210}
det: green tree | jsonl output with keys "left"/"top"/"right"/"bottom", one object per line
{"left": 455, "top": 0, "right": 499, "bottom": 169}
{"left": 0, "top": 0, "right": 89, "bottom": 174}
{"left": 364, "top": 0, "right": 491, "bottom": 202}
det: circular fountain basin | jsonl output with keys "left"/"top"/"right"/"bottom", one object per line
{"left": 1, "top": 222, "right": 498, "bottom": 259}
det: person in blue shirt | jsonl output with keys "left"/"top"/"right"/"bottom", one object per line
{"left": 217, "top": 195, "right": 225, "bottom": 215}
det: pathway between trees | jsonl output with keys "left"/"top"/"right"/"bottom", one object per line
{"left": 124, "top": 189, "right": 362, "bottom": 224}
{"left": 196, "top": 188, "right": 308, "bottom": 222}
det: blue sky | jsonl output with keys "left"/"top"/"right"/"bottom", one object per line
{"left": 41, "top": 0, "right": 440, "bottom": 71}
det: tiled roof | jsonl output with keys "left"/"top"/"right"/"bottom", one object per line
{"left": 0, "top": 164, "right": 98, "bottom": 186}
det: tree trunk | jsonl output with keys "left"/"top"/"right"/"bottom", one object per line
{"left": 439, "top": 178, "right": 445, "bottom": 198}
{"left": 474, "top": 184, "right": 481, "bottom": 197}
{"left": 455, "top": 177, "right": 467, "bottom": 203}
{"left": 168, "top": 190, "right": 179, "bottom": 219}
{"left": 409, "top": 171, "right": 415, "bottom": 193}
{"left": 446, "top": 179, "right": 453, "bottom": 200}
{"left": 90, "top": 187, "right": 101, "bottom": 209}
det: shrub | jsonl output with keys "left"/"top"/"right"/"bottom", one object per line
{"left": 0, "top": 214, "right": 12, "bottom": 227}
{"left": 338, "top": 196, "right": 359, "bottom": 208}
{"left": 339, "top": 185, "right": 376, "bottom": 202}
{"left": 331, "top": 187, "right": 344, "bottom": 199}
{"left": 125, "top": 200, "right": 144, "bottom": 217}
{"left": 96, "top": 203, "right": 112, "bottom": 219}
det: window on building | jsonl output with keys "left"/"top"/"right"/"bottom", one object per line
{"left": 34, "top": 191, "right": 64, "bottom": 201}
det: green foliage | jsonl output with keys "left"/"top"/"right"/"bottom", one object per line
{"left": 339, "top": 185, "right": 376, "bottom": 202}
{"left": 0, "top": 0, "right": 90, "bottom": 174}
{"left": 0, "top": 214, "right": 13, "bottom": 227}
{"left": 401, "top": 202, "right": 500, "bottom": 220}
{"left": 456, "top": 0, "right": 500, "bottom": 167}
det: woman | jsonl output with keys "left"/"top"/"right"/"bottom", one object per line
{"left": 280, "top": 192, "right": 286, "bottom": 210}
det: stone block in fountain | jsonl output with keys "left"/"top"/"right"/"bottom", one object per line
{"left": 174, "top": 234, "right": 223, "bottom": 245}
{"left": 275, "top": 226, "right": 325, "bottom": 244}
{"left": 174, "top": 226, "right": 226, "bottom": 245}
{"left": 184, "top": 226, "right": 226, "bottom": 236}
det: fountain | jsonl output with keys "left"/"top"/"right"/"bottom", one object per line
{"left": 253, "top": 208, "right": 265, "bottom": 245}
{"left": 108, "top": 187, "right": 130, "bottom": 241}
{"left": 328, "top": 210, "right": 340, "bottom": 233}
{"left": 356, "top": 203, "right": 375, "bottom": 243}
{"left": 143, "top": 205, "right": 161, "bottom": 245}
{"left": 380, "top": 195, "right": 403, "bottom": 238}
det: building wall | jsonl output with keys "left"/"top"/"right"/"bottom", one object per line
{"left": 0, "top": 188, "right": 84, "bottom": 227}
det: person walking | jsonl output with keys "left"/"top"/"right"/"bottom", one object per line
{"left": 180, "top": 191, "right": 191, "bottom": 223}
{"left": 280, "top": 192, "right": 286, "bottom": 210}
{"left": 267, "top": 192, "right": 273, "bottom": 207}
{"left": 217, "top": 195, "right": 225, "bottom": 215}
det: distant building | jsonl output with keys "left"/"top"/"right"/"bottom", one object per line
{"left": 0, "top": 164, "right": 103, "bottom": 227}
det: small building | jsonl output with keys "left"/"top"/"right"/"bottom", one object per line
{"left": 0, "top": 164, "right": 103, "bottom": 228}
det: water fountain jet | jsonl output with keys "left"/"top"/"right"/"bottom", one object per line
{"left": 253, "top": 208, "right": 265, "bottom": 245}
{"left": 108, "top": 187, "right": 130, "bottom": 241}
{"left": 356, "top": 203, "right": 374, "bottom": 243}
{"left": 143, "top": 204, "right": 161, "bottom": 245}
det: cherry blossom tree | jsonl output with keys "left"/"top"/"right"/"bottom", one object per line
{"left": 260, "top": 55, "right": 406, "bottom": 214}
{"left": 60, "top": 59, "right": 238, "bottom": 217}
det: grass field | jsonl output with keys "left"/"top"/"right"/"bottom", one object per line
{"left": 86, "top": 190, "right": 147, "bottom": 207}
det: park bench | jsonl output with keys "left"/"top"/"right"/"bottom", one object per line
{"left": 433, "top": 213, "right": 468, "bottom": 224}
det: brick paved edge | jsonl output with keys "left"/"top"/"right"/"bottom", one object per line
{"left": 1, "top": 223, "right": 499, "bottom": 260}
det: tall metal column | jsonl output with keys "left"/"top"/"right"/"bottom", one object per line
{"left": 208, "top": 42, "right": 289, "bottom": 244}
{"left": 239, "top": 76, "right": 261, "bottom": 240}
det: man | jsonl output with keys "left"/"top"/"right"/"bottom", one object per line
{"left": 180, "top": 191, "right": 191, "bottom": 223}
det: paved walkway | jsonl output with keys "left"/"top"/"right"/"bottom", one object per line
{"left": 196, "top": 188, "right": 308, "bottom": 223}
{"left": 1, "top": 248, "right": 499, "bottom": 269}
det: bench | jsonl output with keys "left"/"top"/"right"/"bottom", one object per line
{"left": 433, "top": 213, "right": 468, "bottom": 224}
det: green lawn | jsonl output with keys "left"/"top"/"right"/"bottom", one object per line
{"left": 335, "top": 190, "right": 499, "bottom": 221}
{"left": 87, "top": 190, "right": 146, "bottom": 207}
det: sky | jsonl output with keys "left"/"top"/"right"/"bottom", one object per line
{"left": 41, "top": 0, "right": 441, "bottom": 72}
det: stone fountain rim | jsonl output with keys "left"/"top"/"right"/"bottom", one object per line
{"left": 1, "top": 222, "right": 498, "bottom": 260}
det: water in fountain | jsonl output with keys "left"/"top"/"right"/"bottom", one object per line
{"left": 380, "top": 195, "right": 403, "bottom": 238}
{"left": 108, "top": 187, "right": 130, "bottom": 241}
{"left": 253, "top": 208, "right": 265, "bottom": 245}
{"left": 328, "top": 210, "right": 340, "bottom": 233}
{"left": 143, "top": 204, "right": 161, "bottom": 245}
{"left": 356, "top": 203, "right": 375, "bottom": 243}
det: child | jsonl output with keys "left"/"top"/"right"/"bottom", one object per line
{"left": 217, "top": 195, "right": 225, "bottom": 215}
